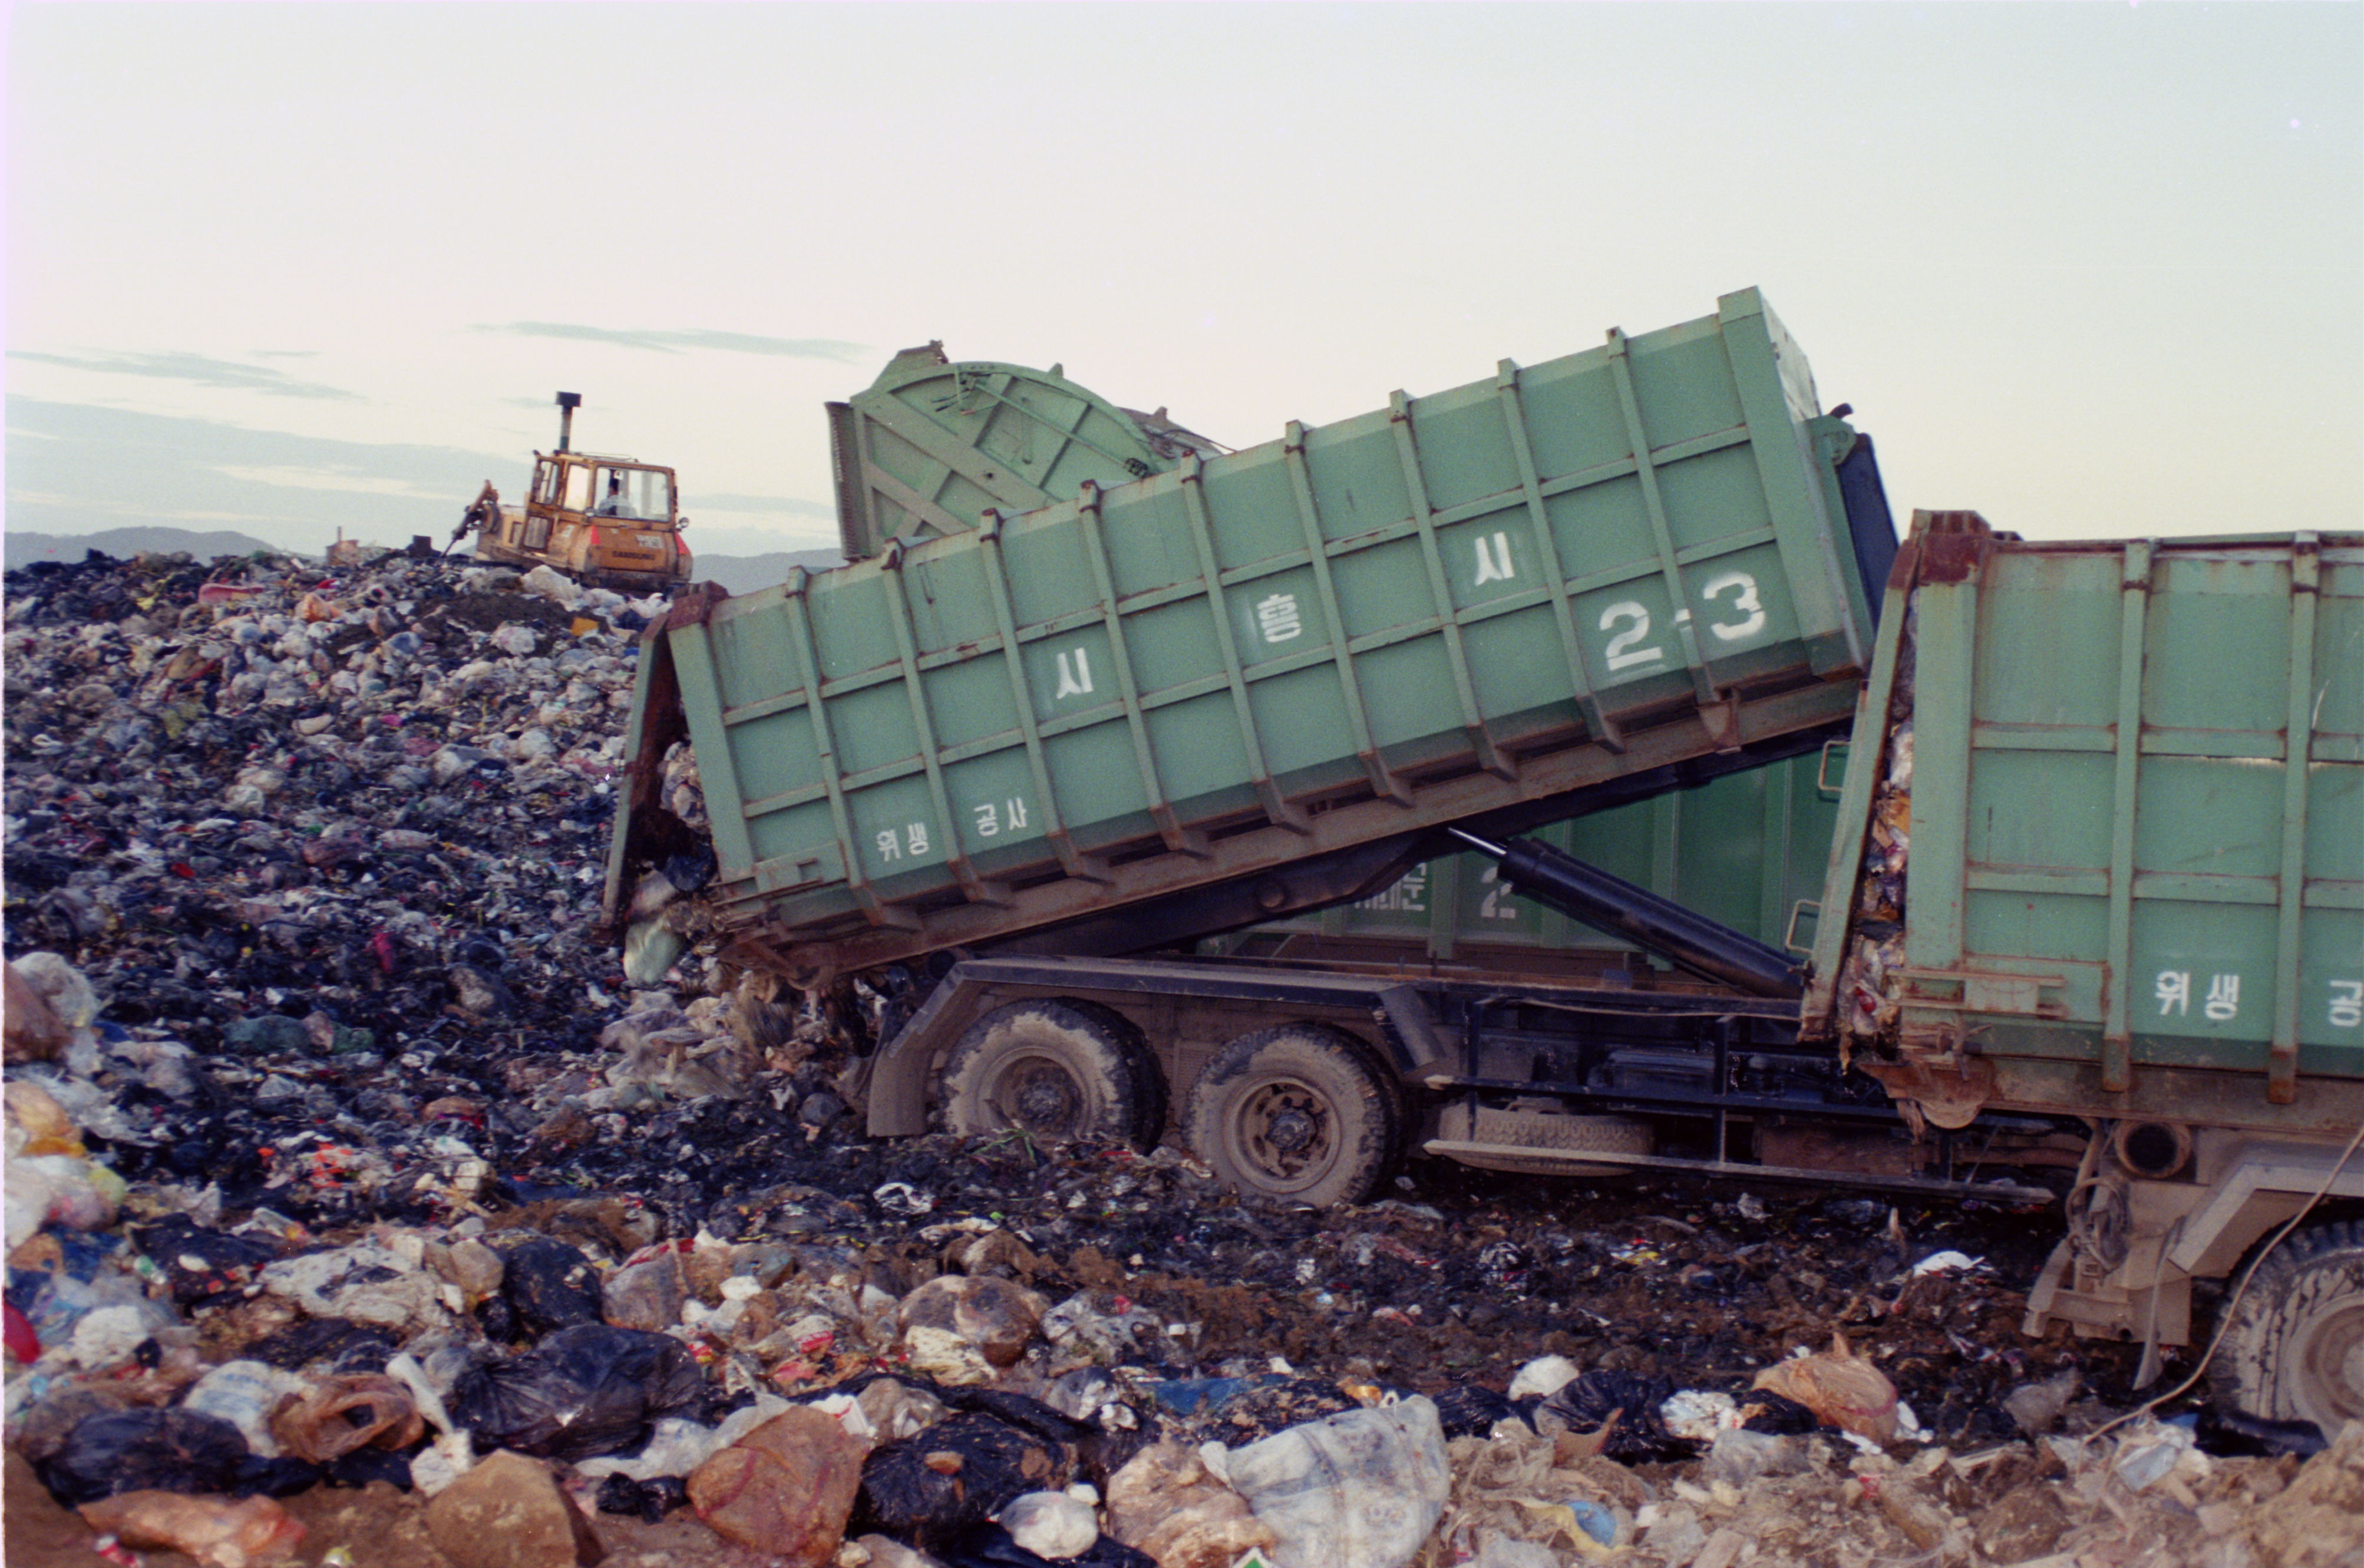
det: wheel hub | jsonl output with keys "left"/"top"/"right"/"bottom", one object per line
{"left": 1001, "top": 1062, "right": 1082, "bottom": 1135}
{"left": 1264, "top": 1108, "right": 1316, "bottom": 1154}
{"left": 2300, "top": 1302, "right": 2364, "bottom": 1425}
{"left": 1234, "top": 1079, "right": 1333, "bottom": 1184}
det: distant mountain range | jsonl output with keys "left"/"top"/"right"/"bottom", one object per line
{"left": 685, "top": 549, "right": 844, "bottom": 596}
{"left": 4, "top": 526, "right": 843, "bottom": 598}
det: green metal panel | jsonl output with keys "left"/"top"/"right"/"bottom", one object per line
{"left": 1231, "top": 749, "right": 1845, "bottom": 960}
{"left": 636, "top": 291, "right": 1883, "bottom": 981}
{"left": 828, "top": 344, "right": 1221, "bottom": 562}
{"left": 1811, "top": 519, "right": 2364, "bottom": 1108}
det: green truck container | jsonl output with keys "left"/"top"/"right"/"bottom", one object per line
{"left": 609, "top": 289, "right": 1893, "bottom": 982}
{"left": 1215, "top": 746, "right": 1843, "bottom": 972}
{"left": 1804, "top": 514, "right": 2363, "bottom": 1113}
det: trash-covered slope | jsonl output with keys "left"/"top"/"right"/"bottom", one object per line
{"left": 5, "top": 545, "right": 2358, "bottom": 1568}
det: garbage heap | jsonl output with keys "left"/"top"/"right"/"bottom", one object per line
{"left": 7, "top": 546, "right": 2364, "bottom": 1568}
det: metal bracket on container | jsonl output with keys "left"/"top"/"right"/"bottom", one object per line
{"left": 751, "top": 845, "right": 843, "bottom": 896}
{"left": 1815, "top": 738, "right": 1849, "bottom": 800}
{"left": 1782, "top": 900, "right": 1821, "bottom": 957}
{"left": 1900, "top": 966, "right": 2069, "bottom": 1019}
{"left": 1696, "top": 697, "right": 1745, "bottom": 754}
{"left": 1858, "top": 1045, "right": 1995, "bottom": 1131}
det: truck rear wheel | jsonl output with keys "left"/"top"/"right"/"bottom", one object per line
{"left": 1184, "top": 1024, "right": 1398, "bottom": 1208}
{"left": 941, "top": 998, "right": 1163, "bottom": 1151}
{"left": 2212, "top": 1219, "right": 2364, "bottom": 1435}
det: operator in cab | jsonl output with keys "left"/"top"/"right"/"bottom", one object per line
{"left": 593, "top": 475, "right": 636, "bottom": 519}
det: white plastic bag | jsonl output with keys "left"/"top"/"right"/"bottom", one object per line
{"left": 1218, "top": 1396, "right": 1450, "bottom": 1568}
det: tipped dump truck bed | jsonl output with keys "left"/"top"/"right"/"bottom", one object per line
{"left": 607, "top": 289, "right": 1897, "bottom": 982}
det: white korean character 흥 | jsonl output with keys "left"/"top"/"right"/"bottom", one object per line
{"left": 1256, "top": 593, "right": 1304, "bottom": 644}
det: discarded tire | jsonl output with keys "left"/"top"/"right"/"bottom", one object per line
{"left": 942, "top": 999, "right": 1164, "bottom": 1152}
{"left": 1183, "top": 1024, "right": 1397, "bottom": 1208}
{"left": 2213, "top": 1219, "right": 2364, "bottom": 1435}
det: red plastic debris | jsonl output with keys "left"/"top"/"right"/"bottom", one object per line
{"left": 5, "top": 1300, "right": 41, "bottom": 1362}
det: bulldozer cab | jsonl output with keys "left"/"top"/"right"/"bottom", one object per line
{"left": 463, "top": 393, "right": 694, "bottom": 590}
{"left": 523, "top": 454, "right": 677, "bottom": 549}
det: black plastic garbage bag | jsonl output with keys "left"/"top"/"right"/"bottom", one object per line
{"left": 34, "top": 1408, "right": 250, "bottom": 1506}
{"left": 944, "top": 1387, "right": 1095, "bottom": 1447}
{"left": 448, "top": 1322, "right": 707, "bottom": 1463}
{"left": 596, "top": 1473, "right": 690, "bottom": 1522}
{"left": 1736, "top": 1388, "right": 1822, "bottom": 1435}
{"left": 242, "top": 1315, "right": 401, "bottom": 1375}
{"left": 1431, "top": 1382, "right": 1536, "bottom": 1438}
{"left": 856, "top": 1410, "right": 1076, "bottom": 1549}
{"left": 1541, "top": 1369, "right": 1695, "bottom": 1463}
{"left": 1197, "top": 1377, "right": 1359, "bottom": 1443}
{"left": 130, "top": 1216, "right": 280, "bottom": 1309}
{"left": 492, "top": 1234, "right": 605, "bottom": 1339}
{"left": 233, "top": 1454, "right": 326, "bottom": 1498}
{"left": 325, "top": 1446, "right": 417, "bottom": 1491}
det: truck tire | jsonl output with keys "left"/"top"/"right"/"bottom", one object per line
{"left": 1184, "top": 1024, "right": 1398, "bottom": 1208}
{"left": 942, "top": 998, "right": 1163, "bottom": 1151}
{"left": 2211, "top": 1219, "right": 2364, "bottom": 1435}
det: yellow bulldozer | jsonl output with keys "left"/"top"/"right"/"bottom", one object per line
{"left": 454, "top": 392, "right": 693, "bottom": 592}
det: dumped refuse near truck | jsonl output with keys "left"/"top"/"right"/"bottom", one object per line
{"left": 455, "top": 391, "right": 695, "bottom": 593}
{"left": 606, "top": 288, "right": 1897, "bottom": 984}
{"left": 609, "top": 294, "right": 2364, "bottom": 1432}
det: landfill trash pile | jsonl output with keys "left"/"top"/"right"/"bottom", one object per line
{"left": 7, "top": 545, "right": 2362, "bottom": 1568}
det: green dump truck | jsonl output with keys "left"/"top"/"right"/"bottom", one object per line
{"left": 609, "top": 298, "right": 2363, "bottom": 1430}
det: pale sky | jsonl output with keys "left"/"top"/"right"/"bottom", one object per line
{"left": 8, "top": 2, "right": 2359, "bottom": 559}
